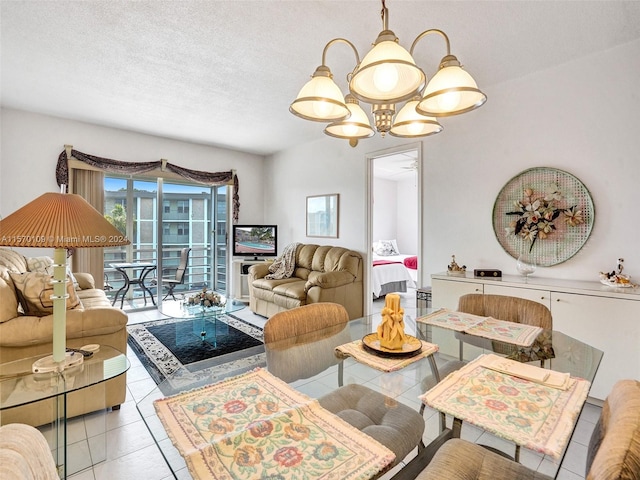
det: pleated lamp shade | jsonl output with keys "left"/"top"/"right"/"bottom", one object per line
{"left": 0, "top": 192, "right": 130, "bottom": 248}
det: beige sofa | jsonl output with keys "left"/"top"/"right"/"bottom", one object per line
{"left": 0, "top": 423, "right": 59, "bottom": 479}
{"left": 0, "top": 248, "right": 128, "bottom": 427}
{"left": 248, "top": 244, "right": 364, "bottom": 320}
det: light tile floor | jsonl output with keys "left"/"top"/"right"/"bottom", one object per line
{"left": 61, "top": 289, "right": 600, "bottom": 480}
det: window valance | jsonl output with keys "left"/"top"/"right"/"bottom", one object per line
{"left": 55, "top": 147, "right": 240, "bottom": 223}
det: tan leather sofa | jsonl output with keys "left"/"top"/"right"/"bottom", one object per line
{"left": 0, "top": 248, "right": 128, "bottom": 427}
{"left": 248, "top": 244, "right": 364, "bottom": 320}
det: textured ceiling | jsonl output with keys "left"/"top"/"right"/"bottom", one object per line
{"left": 2, "top": 1, "right": 640, "bottom": 156}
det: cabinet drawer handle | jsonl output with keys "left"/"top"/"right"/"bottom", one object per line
{"left": 475, "top": 288, "right": 481, "bottom": 292}
{"left": 540, "top": 296, "right": 545, "bottom": 300}
{"left": 556, "top": 298, "right": 561, "bottom": 302}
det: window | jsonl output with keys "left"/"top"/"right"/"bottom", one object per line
{"left": 177, "top": 223, "right": 189, "bottom": 236}
{"left": 177, "top": 200, "right": 189, "bottom": 214}
{"left": 103, "top": 175, "right": 228, "bottom": 309}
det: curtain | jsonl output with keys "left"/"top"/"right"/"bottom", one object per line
{"left": 56, "top": 148, "right": 240, "bottom": 223}
{"left": 71, "top": 169, "right": 106, "bottom": 288}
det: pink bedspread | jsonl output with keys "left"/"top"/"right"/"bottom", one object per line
{"left": 404, "top": 256, "right": 417, "bottom": 269}
{"left": 373, "top": 260, "right": 403, "bottom": 266}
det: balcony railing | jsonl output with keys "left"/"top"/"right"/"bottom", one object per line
{"left": 104, "top": 245, "right": 225, "bottom": 307}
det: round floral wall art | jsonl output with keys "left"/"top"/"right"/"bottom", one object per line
{"left": 492, "top": 167, "right": 595, "bottom": 267}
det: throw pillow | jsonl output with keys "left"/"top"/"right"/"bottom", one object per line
{"left": 27, "top": 256, "right": 79, "bottom": 290}
{"left": 26, "top": 256, "right": 54, "bottom": 273}
{"left": 8, "top": 271, "right": 81, "bottom": 317}
{"left": 373, "top": 239, "right": 399, "bottom": 256}
{"left": 0, "top": 267, "right": 18, "bottom": 323}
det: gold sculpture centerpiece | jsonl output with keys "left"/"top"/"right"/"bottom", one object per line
{"left": 377, "top": 293, "right": 407, "bottom": 350}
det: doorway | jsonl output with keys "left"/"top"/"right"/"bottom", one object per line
{"left": 366, "top": 143, "right": 422, "bottom": 315}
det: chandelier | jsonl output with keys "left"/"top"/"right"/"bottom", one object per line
{"left": 290, "top": 0, "right": 487, "bottom": 145}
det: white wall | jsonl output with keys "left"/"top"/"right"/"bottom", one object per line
{"left": 0, "top": 108, "right": 266, "bottom": 257}
{"left": 372, "top": 177, "right": 397, "bottom": 242}
{"left": 372, "top": 176, "right": 418, "bottom": 255}
{"left": 267, "top": 39, "right": 640, "bottom": 286}
{"left": 3, "top": 38, "right": 639, "bottom": 285}
{"left": 262, "top": 137, "right": 380, "bottom": 252}
{"left": 395, "top": 176, "right": 417, "bottom": 254}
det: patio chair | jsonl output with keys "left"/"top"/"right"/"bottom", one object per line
{"left": 161, "top": 247, "right": 191, "bottom": 300}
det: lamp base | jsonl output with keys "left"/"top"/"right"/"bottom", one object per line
{"left": 32, "top": 352, "right": 84, "bottom": 373}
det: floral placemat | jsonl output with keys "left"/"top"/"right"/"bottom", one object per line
{"left": 418, "top": 309, "right": 486, "bottom": 332}
{"left": 419, "top": 354, "right": 590, "bottom": 459}
{"left": 154, "top": 368, "right": 395, "bottom": 479}
{"left": 418, "top": 309, "right": 543, "bottom": 347}
{"left": 335, "top": 339, "right": 438, "bottom": 372}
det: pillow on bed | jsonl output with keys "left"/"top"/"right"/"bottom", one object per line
{"left": 373, "top": 239, "right": 399, "bottom": 256}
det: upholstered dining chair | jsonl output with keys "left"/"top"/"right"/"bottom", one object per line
{"left": 423, "top": 294, "right": 552, "bottom": 388}
{"left": 263, "top": 302, "right": 349, "bottom": 343}
{"left": 457, "top": 293, "right": 552, "bottom": 360}
{"left": 161, "top": 247, "right": 191, "bottom": 300}
{"left": 264, "top": 302, "right": 351, "bottom": 383}
{"left": 263, "top": 302, "right": 427, "bottom": 468}
{"left": 458, "top": 293, "right": 553, "bottom": 329}
{"left": 410, "top": 379, "right": 640, "bottom": 480}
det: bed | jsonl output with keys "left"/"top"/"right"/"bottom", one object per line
{"left": 371, "top": 240, "right": 417, "bottom": 298}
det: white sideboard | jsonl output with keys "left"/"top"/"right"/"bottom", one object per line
{"left": 431, "top": 272, "right": 640, "bottom": 401}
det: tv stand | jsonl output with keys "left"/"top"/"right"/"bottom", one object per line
{"left": 231, "top": 259, "right": 272, "bottom": 302}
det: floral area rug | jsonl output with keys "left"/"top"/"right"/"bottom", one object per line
{"left": 127, "top": 314, "right": 266, "bottom": 391}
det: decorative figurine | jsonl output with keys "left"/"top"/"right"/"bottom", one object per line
{"left": 599, "top": 258, "right": 636, "bottom": 287}
{"left": 447, "top": 255, "right": 467, "bottom": 276}
{"left": 377, "top": 293, "right": 406, "bottom": 350}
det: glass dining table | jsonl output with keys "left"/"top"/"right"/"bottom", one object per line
{"left": 136, "top": 307, "right": 603, "bottom": 480}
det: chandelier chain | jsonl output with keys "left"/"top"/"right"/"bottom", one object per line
{"left": 381, "top": 0, "right": 388, "bottom": 31}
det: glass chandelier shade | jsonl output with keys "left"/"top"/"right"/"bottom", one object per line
{"left": 416, "top": 55, "right": 487, "bottom": 116}
{"left": 389, "top": 98, "right": 443, "bottom": 138}
{"left": 324, "top": 95, "right": 375, "bottom": 139}
{"left": 290, "top": 1, "right": 486, "bottom": 143}
{"left": 289, "top": 66, "right": 350, "bottom": 122}
{"left": 349, "top": 31, "right": 425, "bottom": 104}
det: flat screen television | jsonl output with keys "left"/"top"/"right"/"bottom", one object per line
{"left": 232, "top": 225, "right": 278, "bottom": 259}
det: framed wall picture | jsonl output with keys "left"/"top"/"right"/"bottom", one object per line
{"left": 306, "top": 194, "right": 339, "bottom": 238}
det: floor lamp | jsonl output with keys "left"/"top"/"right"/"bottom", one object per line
{"left": 0, "top": 188, "right": 130, "bottom": 371}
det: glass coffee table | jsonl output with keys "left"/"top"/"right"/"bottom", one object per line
{"left": 157, "top": 296, "right": 246, "bottom": 348}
